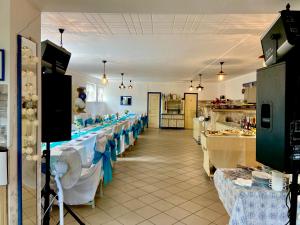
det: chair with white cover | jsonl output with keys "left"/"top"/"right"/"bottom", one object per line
{"left": 129, "top": 120, "right": 136, "bottom": 146}
{"left": 112, "top": 124, "right": 123, "bottom": 156}
{"left": 59, "top": 147, "right": 103, "bottom": 208}
{"left": 120, "top": 121, "right": 131, "bottom": 153}
{"left": 93, "top": 135, "right": 113, "bottom": 191}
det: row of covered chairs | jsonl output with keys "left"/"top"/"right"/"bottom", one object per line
{"left": 60, "top": 115, "right": 148, "bottom": 208}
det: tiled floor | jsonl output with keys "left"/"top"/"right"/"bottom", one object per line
{"left": 50, "top": 128, "right": 229, "bottom": 225}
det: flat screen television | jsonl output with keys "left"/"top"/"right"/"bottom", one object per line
{"left": 120, "top": 96, "right": 132, "bottom": 106}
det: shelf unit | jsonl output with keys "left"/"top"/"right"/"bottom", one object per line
{"left": 160, "top": 114, "right": 184, "bottom": 128}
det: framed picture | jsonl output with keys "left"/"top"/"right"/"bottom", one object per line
{"left": 0, "top": 49, "right": 4, "bottom": 81}
{"left": 120, "top": 96, "right": 132, "bottom": 105}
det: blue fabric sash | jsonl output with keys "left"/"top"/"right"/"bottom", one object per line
{"left": 75, "top": 118, "right": 84, "bottom": 127}
{"left": 122, "top": 129, "right": 130, "bottom": 145}
{"left": 131, "top": 125, "right": 138, "bottom": 140}
{"left": 108, "top": 139, "right": 117, "bottom": 161}
{"left": 85, "top": 118, "right": 94, "bottom": 127}
{"left": 113, "top": 132, "right": 121, "bottom": 155}
{"left": 93, "top": 143, "right": 113, "bottom": 186}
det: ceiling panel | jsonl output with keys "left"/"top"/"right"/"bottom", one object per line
{"left": 42, "top": 12, "right": 278, "bottom": 82}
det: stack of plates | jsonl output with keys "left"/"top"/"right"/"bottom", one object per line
{"left": 252, "top": 171, "right": 271, "bottom": 188}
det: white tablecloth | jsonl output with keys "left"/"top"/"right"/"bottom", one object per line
{"left": 214, "top": 169, "right": 297, "bottom": 225}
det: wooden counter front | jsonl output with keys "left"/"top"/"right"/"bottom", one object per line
{"left": 201, "top": 133, "right": 259, "bottom": 176}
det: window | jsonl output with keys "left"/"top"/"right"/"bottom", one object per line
{"left": 86, "top": 82, "right": 97, "bottom": 102}
{"left": 97, "top": 87, "right": 104, "bottom": 102}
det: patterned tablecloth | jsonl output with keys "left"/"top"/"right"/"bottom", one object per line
{"left": 214, "top": 169, "right": 296, "bottom": 225}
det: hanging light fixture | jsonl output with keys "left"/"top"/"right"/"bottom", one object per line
{"left": 128, "top": 80, "right": 133, "bottom": 89}
{"left": 119, "top": 73, "right": 126, "bottom": 89}
{"left": 101, "top": 60, "right": 108, "bottom": 85}
{"left": 217, "top": 61, "right": 226, "bottom": 81}
{"left": 189, "top": 80, "right": 194, "bottom": 91}
{"left": 196, "top": 74, "right": 204, "bottom": 92}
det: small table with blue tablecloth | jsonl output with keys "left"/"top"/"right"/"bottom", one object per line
{"left": 213, "top": 169, "right": 300, "bottom": 225}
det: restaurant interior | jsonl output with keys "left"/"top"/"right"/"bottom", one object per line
{"left": 1, "top": 1, "right": 300, "bottom": 225}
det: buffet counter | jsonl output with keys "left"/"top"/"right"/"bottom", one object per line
{"left": 201, "top": 132, "right": 258, "bottom": 176}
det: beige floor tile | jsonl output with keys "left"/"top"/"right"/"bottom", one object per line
{"left": 213, "top": 214, "right": 230, "bottom": 225}
{"left": 127, "top": 188, "right": 149, "bottom": 198}
{"left": 149, "top": 213, "right": 177, "bottom": 225}
{"left": 96, "top": 197, "right": 119, "bottom": 210}
{"left": 164, "top": 195, "right": 187, "bottom": 206}
{"left": 178, "top": 201, "right": 204, "bottom": 213}
{"left": 180, "top": 214, "right": 211, "bottom": 225}
{"left": 151, "top": 190, "right": 172, "bottom": 199}
{"left": 176, "top": 191, "right": 199, "bottom": 200}
{"left": 164, "top": 206, "right": 191, "bottom": 220}
{"left": 104, "top": 205, "right": 131, "bottom": 218}
{"left": 173, "top": 222, "right": 185, "bottom": 225}
{"left": 138, "top": 194, "right": 160, "bottom": 204}
{"left": 195, "top": 208, "right": 223, "bottom": 222}
{"left": 73, "top": 205, "right": 104, "bottom": 218}
{"left": 116, "top": 212, "right": 145, "bottom": 225}
{"left": 139, "top": 185, "right": 159, "bottom": 193}
{"left": 46, "top": 129, "right": 228, "bottom": 225}
{"left": 207, "top": 202, "right": 228, "bottom": 215}
{"left": 135, "top": 206, "right": 161, "bottom": 219}
{"left": 163, "top": 186, "right": 183, "bottom": 194}
{"left": 85, "top": 211, "right": 113, "bottom": 225}
{"left": 137, "top": 220, "right": 154, "bottom": 225}
{"left": 111, "top": 193, "right": 134, "bottom": 203}
{"left": 124, "top": 199, "right": 147, "bottom": 211}
{"left": 102, "top": 220, "right": 123, "bottom": 225}
{"left": 191, "top": 196, "right": 215, "bottom": 207}
{"left": 150, "top": 200, "right": 175, "bottom": 212}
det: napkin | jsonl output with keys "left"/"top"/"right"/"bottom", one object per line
{"left": 234, "top": 178, "right": 252, "bottom": 187}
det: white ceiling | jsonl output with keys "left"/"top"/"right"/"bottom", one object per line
{"left": 40, "top": 1, "right": 300, "bottom": 83}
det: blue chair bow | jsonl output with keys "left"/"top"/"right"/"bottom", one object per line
{"left": 75, "top": 118, "right": 84, "bottom": 127}
{"left": 113, "top": 132, "right": 121, "bottom": 155}
{"left": 122, "top": 129, "right": 130, "bottom": 146}
{"left": 85, "top": 118, "right": 94, "bottom": 127}
{"left": 107, "top": 139, "right": 117, "bottom": 162}
{"left": 93, "top": 143, "right": 112, "bottom": 186}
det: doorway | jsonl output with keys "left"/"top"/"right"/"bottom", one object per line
{"left": 184, "top": 93, "right": 198, "bottom": 129}
{"left": 147, "top": 92, "right": 161, "bottom": 128}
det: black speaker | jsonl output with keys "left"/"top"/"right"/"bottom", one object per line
{"left": 42, "top": 74, "right": 72, "bottom": 142}
{"left": 257, "top": 59, "right": 300, "bottom": 173}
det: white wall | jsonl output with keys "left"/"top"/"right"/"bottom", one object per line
{"left": 103, "top": 80, "right": 220, "bottom": 114}
{"left": 69, "top": 70, "right": 258, "bottom": 116}
{"left": 67, "top": 70, "right": 107, "bottom": 117}
{"left": 0, "top": 0, "right": 41, "bottom": 224}
{"left": 221, "top": 72, "right": 257, "bottom": 100}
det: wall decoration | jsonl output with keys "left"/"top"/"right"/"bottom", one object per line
{"left": 17, "top": 35, "right": 39, "bottom": 225}
{"left": 0, "top": 49, "right": 5, "bottom": 81}
{"left": 120, "top": 96, "right": 132, "bottom": 105}
{"left": 75, "top": 87, "right": 86, "bottom": 113}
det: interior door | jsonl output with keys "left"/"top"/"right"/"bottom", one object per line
{"left": 147, "top": 93, "right": 161, "bottom": 128}
{"left": 184, "top": 93, "right": 197, "bottom": 129}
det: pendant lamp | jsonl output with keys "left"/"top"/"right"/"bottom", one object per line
{"left": 189, "top": 80, "right": 194, "bottom": 91}
{"left": 128, "top": 80, "right": 133, "bottom": 89}
{"left": 101, "top": 60, "right": 108, "bottom": 85}
{"left": 217, "top": 61, "right": 226, "bottom": 81}
{"left": 196, "top": 74, "right": 204, "bottom": 92}
{"left": 119, "top": 73, "right": 126, "bottom": 89}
